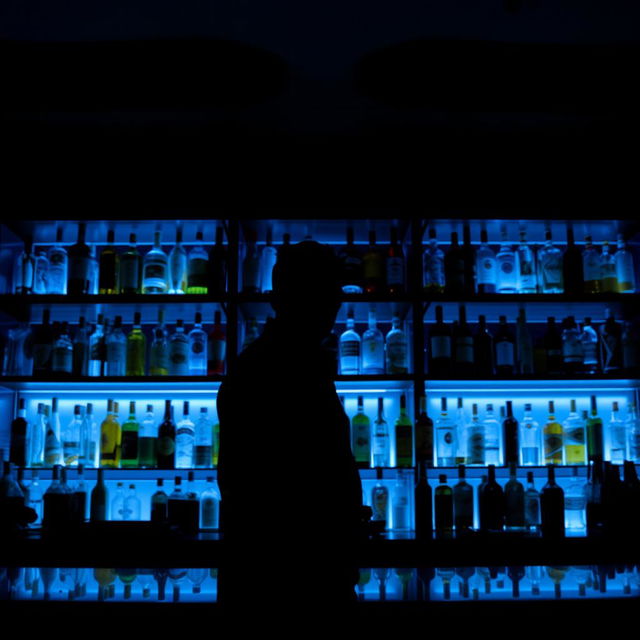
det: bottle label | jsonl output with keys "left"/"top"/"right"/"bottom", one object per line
{"left": 386, "top": 258, "right": 403, "bottom": 285}
{"left": 144, "top": 261, "right": 167, "bottom": 281}
{"left": 430, "top": 336, "right": 451, "bottom": 359}
{"left": 601, "top": 334, "right": 621, "bottom": 371}
{"left": 562, "top": 335, "right": 583, "bottom": 363}
{"left": 191, "top": 339, "right": 206, "bottom": 355}
{"left": 121, "top": 431, "right": 139, "bottom": 460}
{"left": 150, "top": 344, "right": 169, "bottom": 371}
{"left": 170, "top": 343, "right": 189, "bottom": 365}
{"left": 107, "top": 343, "right": 126, "bottom": 372}
{"left": 33, "top": 343, "right": 52, "bottom": 370}
{"left": 467, "top": 428, "right": 485, "bottom": 463}
{"left": 372, "top": 436, "right": 388, "bottom": 455}
{"left": 565, "top": 426, "right": 585, "bottom": 446}
{"left": 499, "top": 258, "right": 515, "bottom": 275}
{"left": 202, "top": 499, "right": 218, "bottom": 528}
{"left": 363, "top": 256, "right": 383, "bottom": 280}
{"left": 541, "top": 255, "right": 562, "bottom": 286}
{"left": 424, "top": 255, "right": 445, "bottom": 287}
{"left": 496, "top": 341, "right": 515, "bottom": 366}
{"left": 477, "top": 257, "right": 497, "bottom": 285}
{"left": 120, "top": 258, "right": 140, "bottom": 289}
{"left": 341, "top": 340, "right": 360, "bottom": 357}
{"left": 455, "top": 337, "right": 474, "bottom": 364}
{"left": 544, "top": 433, "right": 563, "bottom": 459}
{"left": 386, "top": 340, "right": 408, "bottom": 370}
{"left": 51, "top": 347, "right": 73, "bottom": 373}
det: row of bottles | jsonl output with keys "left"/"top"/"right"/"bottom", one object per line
{"left": 13, "top": 225, "right": 227, "bottom": 296}
{"left": 9, "top": 398, "right": 220, "bottom": 470}
{"left": 428, "top": 305, "right": 637, "bottom": 376}
{"left": 2, "top": 309, "right": 226, "bottom": 377}
{"left": 423, "top": 225, "right": 637, "bottom": 295}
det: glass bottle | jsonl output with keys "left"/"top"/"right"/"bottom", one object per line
{"left": 561, "top": 316, "right": 583, "bottom": 374}
{"left": 98, "top": 229, "right": 120, "bottom": 295}
{"left": 482, "top": 404, "right": 501, "bottom": 466}
{"left": 142, "top": 231, "right": 168, "bottom": 294}
{"left": 429, "top": 305, "right": 452, "bottom": 375}
{"left": 27, "top": 470, "right": 43, "bottom": 526}
{"left": 157, "top": 400, "right": 176, "bottom": 470}
{"left": 538, "top": 229, "right": 563, "bottom": 293}
{"left": 414, "top": 460, "right": 432, "bottom": 540}
{"left": 385, "top": 313, "right": 408, "bottom": 374}
{"left": 168, "top": 227, "right": 188, "bottom": 294}
{"left": 415, "top": 395, "right": 434, "bottom": 467}
{"left": 626, "top": 402, "right": 640, "bottom": 463}
{"left": 453, "top": 304, "right": 474, "bottom": 375}
{"left": 423, "top": 227, "right": 445, "bottom": 293}
{"left": 565, "top": 467, "right": 586, "bottom": 533}
{"left": 494, "top": 316, "right": 515, "bottom": 375}
{"left": 371, "top": 469, "right": 389, "bottom": 526}
{"left": 209, "top": 225, "right": 227, "bottom": 295}
{"left": 516, "top": 308, "right": 534, "bottom": 374}
{"left": 258, "top": 227, "right": 277, "bottom": 293}
{"left": 120, "top": 401, "right": 139, "bottom": 469}
{"left": 395, "top": 394, "right": 413, "bottom": 468}
{"left": 461, "top": 223, "right": 476, "bottom": 295}
{"left": 169, "top": 319, "right": 189, "bottom": 376}
{"left": 194, "top": 407, "right": 213, "bottom": 468}
{"left": 339, "top": 310, "right": 361, "bottom": 375}
{"left": 386, "top": 225, "right": 405, "bottom": 294}
{"left": 475, "top": 228, "right": 497, "bottom": 294}
{"left": 122, "top": 484, "right": 141, "bottom": 520}
{"left": 15, "top": 241, "right": 35, "bottom": 294}
{"left": 72, "top": 316, "right": 90, "bottom": 376}
{"left": 503, "top": 401, "right": 519, "bottom": 467}
{"left": 519, "top": 403, "right": 540, "bottom": 466}
{"left": 87, "top": 245, "right": 99, "bottom": 295}
{"left": 29, "top": 403, "right": 46, "bottom": 467}
{"left": 599, "top": 241, "right": 617, "bottom": 293}
{"left": 151, "top": 478, "right": 168, "bottom": 525}
{"left": 241, "top": 229, "right": 261, "bottom": 293}
{"left": 44, "top": 399, "right": 63, "bottom": 467}
{"left": 340, "top": 225, "right": 363, "bottom": 294}
{"left": 200, "top": 477, "right": 220, "bottom": 530}
{"left": 504, "top": 463, "right": 525, "bottom": 532}
{"left": 125, "top": 311, "right": 146, "bottom": 376}
{"left": 608, "top": 401, "right": 626, "bottom": 464}
{"left": 479, "top": 464, "right": 504, "bottom": 532}
{"left": 363, "top": 229, "right": 385, "bottom": 294}
{"left": 9, "top": 398, "right": 28, "bottom": 467}
{"left": 149, "top": 309, "right": 169, "bottom": 376}
{"left": 88, "top": 314, "right": 106, "bottom": 377}
{"left": 372, "top": 397, "right": 390, "bottom": 468}
{"left": 562, "top": 225, "right": 584, "bottom": 295}
{"left": 580, "top": 317, "right": 599, "bottom": 374}
{"left": 208, "top": 310, "right": 226, "bottom": 375}
{"left": 100, "top": 399, "right": 121, "bottom": 469}
{"left": 391, "top": 470, "right": 410, "bottom": 530}
{"left": 175, "top": 401, "right": 195, "bottom": 469}
{"left": 615, "top": 234, "right": 636, "bottom": 293}
{"left": 110, "top": 482, "right": 126, "bottom": 520}
{"left": 444, "top": 231, "right": 465, "bottom": 295}
{"left": 32, "top": 249, "right": 48, "bottom": 294}
{"left": 188, "top": 312, "right": 208, "bottom": 376}
{"left": 582, "top": 236, "right": 601, "bottom": 294}
{"left": 563, "top": 400, "right": 586, "bottom": 465}
{"left": 67, "top": 222, "right": 91, "bottom": 295}
{"left": 106, "top": 315, "right": 126, "bottom": 376}
{"left": 43, "top": 465, "right": 70, "bottom": 529}
{"left": 435, "top": 397, "right": 456, "bottom": 467}
{"left": 496, "top": 226, "right": 517, "bottom": 293}
{"left": 540, "top": 465, "right": 565, "bottom": 538}
{"left": 524, "top": 472, "right": 541, "bottom": 534}
{"left": 434, "top": 475, "right": 454, "bottom": 538}
{"left": 516, "top": 229, "right": 537, "bottom": 293}
{"left": 586, "top": 395, "right": 604, "bottom": 461}
{"left": 90, "top": 468, "right": 108, "bottom": 522}
{"left": 600, "top": 309, "right": 622, "bottom": 373}
{"left": 47, "top": 227, "right": 68, "bottom": 294}
{"left": 543, "top": 316, "right": 563, "bottom": 374}
{"left": 454, "top": 397, "right": 467, "bottom": 465}
{"left": 362, "top": 307, "right": 384, "bottom": 374}
{"left": 2, "top": 322, "right": 33, "bottom": 376}
{"left": 453, "top": 465, "right": 474, "bottom": 534}
{"left": 473, "top": 315, "right": 495, "bottom": 376}
{"left": 80, "top": 402, "right": 98, "bottom": 468}
{"left": 62, "top": 405, "right": 82, "bottom": 467}
{"left": 465, "top": 403, "right": 485, "bottom": 466}
{"left": 186, "top": 230, "right": 209, "bottom": 294}
{"left": 543, "top": 400, "right": 563, "bottom": 465}
{"left": 119, "top": 233, "right": 142, "bottom": 294}
{"left": 351, "top": 395, "right": 371, "bottom": 468}
{"left": 139, "top": 404, "right": 158, "bottom": 469}
{"left": 51, "top": 321, "right": 73, "bottom": 375}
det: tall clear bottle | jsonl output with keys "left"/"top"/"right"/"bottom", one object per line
{"left": 44, "top": 400, "right": 63, "bottom": 467}
{"left": 51, "top": 322, "right": 73, "bottom": 374}
{"left": 599, "top": 241, "right": 617, "bottom": 293}
{"left": 126, "top": 312, "right": 146, "bottom": 376}
{"left": 600, "top": 309, "right": 623, "bottom": 373}
{"left": 33, "top": 249, "right": 49, "bottom": 294}
{"left": 496, "top": 226, "right": 518, "bottom": 293}
{"left": 516, "top": 308, "right": 534, "bottom": 374}
{"left": 200, "top": 477, "right": 220, "bottom": 530}
{"left": 142, "top": 231, "right": 169, "bottom": 294}
{"left": 481, "top": 404, "right": 501, "bottom": 466}
{"left": 188, "top": 312, "right": 208, "bottom": 376}
{"left": 516, "top": 230, "right": 537, "bottom": 293}
{"left": 169, "top": 319, "right": 189, "bottom": 376}
{"left": 47, "top": 227, "right": 68, "bottom": 294}
{"left": 580, "top": 317, "right": 599, "bottom": 374}
{"left": 372, "top": 398, "right": 390, "bottom": 468}
{"left": 362, "top": 307, "right": 385, "bottom": 374}
{"left": 186, "top": 231, "right": 209, "bottom": 294}
{"left": 465, "top": 403, "right": 485, "bottom": 466}
{"left": 423, "top": 228, "right": 445, "bottom": 293}
{"left": 168, "top": 227, "right": 188, "bottom": 294}
{"left": 538, "top": 229, "right": 563, "bottom": 293}
{"left": 563, "top": 400, "right": 586, "bottom": 465}
{"left": 194, "top": 407, "right": 213, "bottom": 468}
{"left": 385, "top": 313, "right": 408, "bottom": 374}
{"left": 565, "top": 467, "right": 586, "bottom": 533}
{"left": 339, "top": 310, "right": 361, "bottom": 375}
{"left": 29, "top": 403, "right": 46, "bottom": 467}
{"left": 72, "top": 316, "right": 90, "bottom": 376}
{"left": 519, "top": 403, "right": 540, "bottom": 466}
{"left": 106, "top": 315, "right": 126, "bottom": 376}
{"left": 615, "top": 234, "right": 636, "bottom": 293}
{"left": 62, "top": 405, "right": 82, "bottom": 467}
{"left": 543, "top": 401, "right": 563, "bottom": 465}
{"left": 175, "top": 401, "right": 195, "bottom": 469}
{"left": 562, "top": 225, "right": 584, "bottom": 295}
{"left": 582, "top": 236, "right": 601, "bottom": 294}
{"left": 139, "top": 404, "right": 158, "bottom": 469}
{"left": 475, "top": 228, "right": 497, "bottom": 294}
{"left": 609, "top": 401, "right": 626, "bottom": 464}
{"left": 626, "top": 402, "right": 640, "bottom": 463}
{"left": 435, "top": 398, "right": 456, "bottom": 467}
{"left": 80, "top": 402, "right": 98, "bottom": 467}
{"left": 149, "top": 309, "right": 169, "bottom": 376}
{"left": 88, "top": 314, "right": 106, "bottom": 377}
{"left": 119, "top": 233, "right": 142, "bottom": 294}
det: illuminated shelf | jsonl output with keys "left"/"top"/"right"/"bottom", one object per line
{"left": 0, "top": 376, "right": 224, "bottom": 384}
{"left": 421, "top": 293, "right": 636, "bottom": 303}
{"left": 236, "top": 292, "right": 414, "bottom": 303}
{"left": 0, "top": 294, "right": 228, "bottom": 306}
{"left": 422, "top": 374, "right": 638, "bottom": 382}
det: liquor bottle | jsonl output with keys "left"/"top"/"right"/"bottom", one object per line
{"left": 100, "top": 399, "right": 122, "bottom": 468}
{"left": 44, "top": 399, "right": 63, "bottom": 467}
{"left": 186, "top": 231, "right": 209, "bottom": 294}
{"left": 423, "top": 228, "right": 445, "bottom": 293}
{"left": 516, "top": 230, "right": 537, "bottom": 293}
{"left": 29, "top": 403, "right": 47, "bottom": 467}
{"left": 586, "top": 395, "right": 604, "bottom": 461}
{"left": 482, "top": 404, "right": 501, "bottom": 466}
{"left": 475, "top": 228, "right": 497, "bottom": 294}
{"left": 138, "top": 404, "right": 158, "bottom": 469}
{"left": 351, "top": 396, "right": 371, "bottom": 468}
{"left": 627, "top": 402, "right": 640, "bottom": 463}
{"left": 503, "top": 401, "right": 519, "bottom": 466}
{"left": 212, "top": 419, "right": 220, "bottom": 467}
{"left": 257, "top": 227, "right": 277, "bottom": 293}
{"left": 565, "top": 467, "right": 586, "bottom": 533}
{"left": 453, "top": 304, "right": 474, "bottom": 375}
{"left": 585, "top": 456, "right": 604, "bottom": 536}
{"left": 43, "top": 465, "right": 71, "bottom": 529}
{"left": 169, "top": 319, "right": 189, "bottom": 376}
{"left": 386, "top": 225, "right": 405, "bottom": 294}
{"left": 444, "top": 231, "right": 465, "bottom": 294}
{"left": 119, "top": 233, "right": 142, "bottom": 294}
{"left": 142, "top": 231, "right": 169, "bottom": 294}
{"left": 414, "top": 395, "right": 434, "bottom": 467}
{"left": 151, "top": 479, "right": 168, "bottom": 525}
{"left": 157, "top": 400, "right": 176, "bottom": 470}
{"left": 453, "top": 465, "right": 474, "bottom": 534}
{"left": 563, "top": 400, "right": 586, "bottom": 465}
{"left": 428, "top": 305, "right": 452, "bottom": 375}
{"left": 622, "top": 460, "right": 640, "bottom": 532}
{"left": 193, "top": 407, "right": 213, "bottom": 468}
{"left": 339, "top": 310, "right": 361, "bottom": 375}
{"left": 496, "top": 226, "right": 517, "bottom": 293}
{"left": 494, "top": 316, "right": 515, "bottom": 375}
{"left": 524, "top": 472, "right": 541, "bottom": 533}
{"left": 33, "top": 249, "right": 49, "bottom": 294}
{"left": 434, "top": 398, "right": 456, "bottom": 467}
{"left": 543, "top": 401, "right": 563, "bottom": 465}
{"left": 434, "top": 475, "right": 454, "bottom": 538}
{"left": 363, "top": 229, "right": 385, "bottom": 294}
{"left": 106, "top": 316, "right": 126, "bottom": 376}
{"left": 241, "top": 229, "right": 261, "bottom": 293}
{"left": 465, "top": 403, "right": 484, "bottom": 466}
{"left": 209, "top": 225, "right": 227, "bottom": 295}
{"left": 62, "top": 405, "right": 82, "bottom": 467}
{"left": 372, "top": 398, "right": 390, "bottom": 468}
{"left": 582, "top": 236, "right": 601, "bottom": 294}
{"left": 461, "top": 223, "right": 476, "bottom": 295}
{"left": 504, "top": 463, "right": 525, "bottom": 532}
{"left": 90, "top": 468, "right": 108, "bottom": 522}
{"left": 519, "top": 403, "right": 540, "bottom": 466}
{"left": 207, "top": 310, "right": 226, "bottom": 375}
{"left": 540, "top": 465, "right": 565, "bottom": 538}
{"left": 562, "top": 225, "right": 584, "bottom": 295}
{"left": 32, "top": 308, "right": 53, "bottom": 375}
{"left": 15, "top": 241, "right": 35, "bottom": 294}
{"left": 125, "top": 312, "right": 146, "bottom": 376}
{"left": 580, "top": 317, "right": 599, "bottom": 374}
{"left": 414, "top": 460, "right": 432, "bottom": 540}
{"left": 70, "top": 465, "right": 88, "bottom": 524}
{"left": 67, "top": 223, "right": 91, "bottom": 295}
{"left": 10, "top": 398, "right": 28, "bottom": 467}
{"left": 149, "top": 309, "right": 169, "bottom": 376}
{"left": 561, "top": 316, "right": 583, "bottom": 374}
{"left": 169, "top": 227, "right": 188, "bottom": 294}
{"left": 200, "top": 477, "right": 220, "bottom": 530}
{"left": 51, "top": 321, "right": 73, "bottom": 374}
{"left": 2, "top": 322, "right": 33, "bottom": 377}
{"left": 111, "top": 482, "right": 126, "bottom": 520}
{"left": 473, "top": 315, "right": 494, "bottom": 376}
{"left": 88, "top": 245, "right": 99, "bottom": 294}
{"left": 27, "top": 470, "right": 43, "bottom": 526}
{"left": 516, "top": 308, "right": 534, "bottom": 374}
{"left": 120, "top": 401, "right": 139, "bottom": 469}
{"left": 385, "top": 313, "right": 408, "bottom": 374}
{"left": 600, "top": 309, "right": 622, "bottom": 373}
{"left": 123, "top": 484, "right": 141, "bottom": 520}
{"left": 608, "top": 401, "right": 626, "bottom": 464}
{"left": 395, "top": 395, "right": 413, "bottom": 467}
{"left": 479, "top": 465, "right": 504, "bottom": 532}
{"left": 371, "top": 469, "right": 389, "bottom": 526}
{"left": 79, "top": 402, "right": 98, "bottom": 468}
{"left": 615, "top": 234, "right": 636, "bottom": 293}
{"left": 391, "top": 471, "right": 410, "bottom": 530}
{"left": 98, "top": 229, "right": 120, "bottom": 294}
{"left": 453, "top": 397, "right": 466, "bottom": 465}
{"left": 599, "top": 241, "right": 617, "bottom": 293}
{"left": 362, "top": 307, "right": 384, "bottom": 374}
{"left": 88, "top": 314, "right": 106, "bottom": 377}
{"left": 538, "top": 229, "right": 563, "bottom": 293}
{"left": 543, "top": 316, "right": 563, "bottom": 375}
{"left": 175, "top": 401, "right": 195, "bottom": 469}
{"left": 47, "top": 227, "right": 68, "bottom": 295}
{"left": 340, "top": 225, "right": 363, "bottom": 294}
{"left": 72, "top": 316, "right": 90, "bottom": 376}
{"left": 187, "top": 312, "right": 207, "bottom": 376}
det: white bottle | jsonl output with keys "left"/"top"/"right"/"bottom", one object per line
{"left": 188, "top": 313, "right": 208, "bottom": 376}
{"left": 385, "top": 314, "right": 408, "bottom": 374}
{"left": 200, "top": 477, "right": 221, "bottom": 530}
{"left": 122, "top": 484, "right": 141, "bottom": 520}
{"left": 168, "top": 228, "right": 188, "bottom": 294}
{"left": 339, "top": 311, "right": 361, "bottom": 375}
{"left": 362, "top": 308, "right": 384, "bottom": 374}
{"left": 175, "top": 401, "right": 195, "bottom": 469}
{"left": 111, "top": 483, "right": 126, "bottom": 520}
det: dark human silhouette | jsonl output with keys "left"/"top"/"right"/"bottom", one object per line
{"left": 217, "top": 240, "right": 366, "bottom": 613}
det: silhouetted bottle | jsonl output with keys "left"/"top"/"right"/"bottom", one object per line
{"left": 540, "top": 465, "right": 565, "bottom": 538}
{"left": 340, "top": 225, "right": 363, "bottom": 294}
{"left": 434, "top": 475, "right": 453, "bottom": 538}
{"left": 473, "top": 315, "right": 494, "bottom": 376}
{"left": 479, "top": 465, "right": 504, "bottom": 532}
{"left": 508, "top": 566, "right": 525, "bottom": 598}
{"left": 586, "top": 456, "right": 604, "bottom": 537}
{"left": 453, "top": 304, "right": 474, "bottom": 375}
{"left": 562, "top": 225, "right": 584, "bottom": 295}
{"left": 444, "top": 231, "right": 465, "bottom": 295}
{"left": 414, "top": 395, "right": 434, "bottom": 467}
{"left": 503, "top": 401, "right": 519, "bottom": 466}
{"left": 494, "top": 316, "right": 515, "bottom": 375}
{"left": 151, "top": 478, "right": 168, "bottom": 525}
{"left": 453, "top": 465, "right": 474, "bottom": 535}
{"left": 90, "top": 468, "right": 108, "bottom": 522}
{"left": 10, "top": 398, "right": 28, "bottom": 467}
{"left": 429, "top": 305, "right": 452, "bottom": 375}
{"left": 461, "top": 223, "right": 476, "bottom": 295}
{"left": 504, "top": 463, "right": 525, "bottom": 532}
{"left": 414, "top": 461, "right": 432, "bottom": 540}
{"left": 386, "top": 226, "right": 405, "bottom": 294}
{"left": 43, "top": 465, "right": 72, "bottom": 530}
{"left": 622, "top": 461, "right": 640, "bottom": 534}
{"left": 157, "top": 400, "right": 176, "bottom": 469}
{"left": 67, "top": 223, "right": 91, "bottom": 295}
{"left": 544, "top": 317, "right": 563, "bottom": 375}
{"left": 209, "top": 226, "right": 227, "bottom": 295}
{"left": 363, "top": 230, "right": 385, "bottom": 294}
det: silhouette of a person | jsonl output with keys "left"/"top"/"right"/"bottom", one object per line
{"left": 217, "top": 240, "right": 365, "bottom": 613}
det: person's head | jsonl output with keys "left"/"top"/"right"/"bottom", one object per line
{"left": 270, "top": 240, "right": 341, "bottom": 340}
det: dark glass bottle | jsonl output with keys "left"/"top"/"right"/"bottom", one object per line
{"left": 544, "top": 317, "right": 563, "bottom": 375}
{"left": 119, "top": 233, "right": 142, "bottom": 294}
{"left": 586, "top": 456, "right": 604, "bottom": 537}
{"left": 10, "top": 398, "right": 28, "bottom": 467}
{"left": 622, "top": 460, "right": 640, "bottom": 533}
{"left": 156, "top": 400, "right": 176, "bottom": 470}
{"left": 67, "top": 222, "right": 91, "bottom": 295}
{"left": 453, "top": 304, "right": 474, "bottom": 375}
{"left": 434, "top": 474, "right": 453, "bottom": 538}
{"left": 586, "top": 395, "right": 604, "bottom": 461}
{"left": 504, "top": 463, "right": 525, "bottom": 531}
{"left": 43, "top": 465, "right": 72, "bottom": 530}
{"left": 90, "top": 468, "right": 108, "bottom": 522}
{"left": 208, "top": 226, "right": 227, "bottom": 295}
{"left": 479, "top": 465, "right": 504, "bottom": 532}
{"left": 151, "top": 478, "right": 168, "bottom": 525}
{"left": 540, "top": 464, "right": 565, "bottom": 538}
{"left": 32, "top": 308, "right": 53, "bottom": 375}
{"left": 494, "top": 316, "right": 515, "bottom": 376}
{"left": 453, "top": 465, "right": 474, "bottom": 535}
{"left": 340, "top": 226, "right": 363, "bottom": 294}
{"left": 473, "top": 315, "right": 495, "bottom": 376}
{"left": 429, "top": 305, "right": 452, "bottom": 375}
{"left": 602, "top": 462, "right": 624, "bottom": 536}
{"left": 508, "top": 566, "right": 525, "bottom": 598}
{"left": 444, "top": 231, "right": 465, "bottom": 295}
{"left": 461, "top": 223, "right": 476, "bottom": 295}
{"left": 562, "top": 225, "right": 584, "bottom": 295}
{"left": 414, "top": 395, "right": 434, "bottom": 467}
{"left": 600, "top": 309, "right": 623, "bottom": 374}
{"left": 386, "top": 226, "right": 405, "bottom": 294}
{"left": 363, "top": 230, "right": 384, "bottom": 294}
{"left": 98, "top": 229, "right": 120, "bottom": 295}
{"left": 503, "top": 401, "right": 519, "bottom": 466}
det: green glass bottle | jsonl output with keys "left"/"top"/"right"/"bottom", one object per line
{"left": 119, "top": 233, "right": 142, "bottom": 294}
{"left": 121, "top": 401, "right": 140, "bottom": 468}
{"left": 395, "top": 394, "right": 413, "bottom": 467}
{"left": 587, "top": 395, "right": 604, "bottom": 460}
{"left": 351, "top": 396, "right": 371, "bottom": 468}
{"left": 434, "top": 474, "right": 454, "bottom": 539}
{"left": 126, "top": 311, "right": 147, "bottom": 376}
